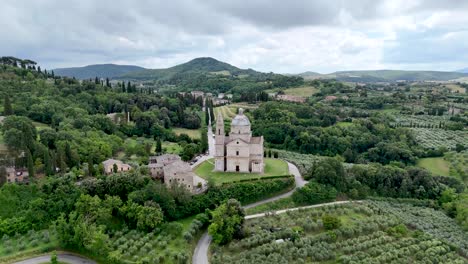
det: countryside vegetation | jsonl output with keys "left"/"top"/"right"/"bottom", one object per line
{"left": 0, "top": 55, "right": 467, "bottom": 264}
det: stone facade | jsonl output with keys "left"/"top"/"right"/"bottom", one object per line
{"left": 102, "top": 159, "right": 132, "bottom": 174}
{"left": 148, "top": 154, "right": 202, "bottom": 193}
{"left": 214, "top": 108, "right": 264, "bottom": 173}
{"left": 148, "top": 154, "right": 181, "bottom": 179}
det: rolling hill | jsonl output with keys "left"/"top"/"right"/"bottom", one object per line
{"left": 116, "top": 57, "right": 261, "bottom": 80}
{"left": 297, "top": 69, "right": 468, "bottom": 82}
{"left": 53, "top": 64, "right": 146, "bottom": 79}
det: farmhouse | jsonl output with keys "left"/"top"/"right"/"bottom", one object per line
{"left": 276, "top": 94, "right": 306, "bottom": 103}
{"left": 102, "top": 159, "right": 132, "bottom": 174}
{"left": 148, "top": 154, "right": 204, "bottom": 193}
{"left": 214, "top": 108, "right": 264, "bottom": 173}
{"left": 148, "top": 154, "right": 181, "bottom": 179}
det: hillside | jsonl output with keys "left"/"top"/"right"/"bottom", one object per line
{"left": 457, "top": 67, "right": 468, "bottom": 73}
{"left": 53, "top": 64, "right": 146, "bottom": 79}
{"left": 117, "top": 57, "right": 261, "bottom": 80}
{"left": 297, "top": 70, "right": 468, "bottom": 82}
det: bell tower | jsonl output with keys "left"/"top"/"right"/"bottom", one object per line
{"left": 214, "top": 112, "right": 225, "bottom": 171}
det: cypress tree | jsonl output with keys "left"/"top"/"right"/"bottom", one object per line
{"left": 3, "top": 96, "right": 13, "bottom": 115}
{"left": 44, "top": 149, "right": 54, "bottom": 176}
{"left": 88, "top": 155, "right": 94, "bottom": 176}
{"left": 156, "top": 138, "right": 162, "bottom": 153}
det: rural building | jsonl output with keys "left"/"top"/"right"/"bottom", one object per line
{"left": 106, "top": 112, "right": 129, "bottom": 124}
{"left": 325, "top": 95, "right": 338, "bottom": 101}
{"left": 163, "top": 160, "right": 196, "bottom": 192}
{"left": 215, "top": 108, "right": 264, "bottom": 173}
{"left": 148, "top": 154, "right": 205, "bottom": 193}
{"left": 191, "top": 91, "right": 204, "bottom": 98}
{"left": 102, "top": 159, "right": 132, "bottom": 174}
{"left": 6, "top": 167, "right": 29, "bottom": 183}
{"left": 213, "top": 98, "right": 229, "bottom": 106}
{"left": 276, "top": 94, "right": 306, "bottom": 103}
{"left": 148, "top": 154, "right": 181, "bottom": 179}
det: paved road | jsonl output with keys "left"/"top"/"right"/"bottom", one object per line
{"left": 243, "top": 162, "right": 306, "bottom": 209}
{"left": 192, "top": 162, "right": 308, "bottom": 264}
{"left": 13, "top": 253, "right": 96, "bottom": 264}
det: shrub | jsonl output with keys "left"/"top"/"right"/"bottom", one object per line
{"left": 322, "top": 215, "right": 341, "bottom": 230}
{"left": 292, "top": 181, "right": 337, "bottom": 205}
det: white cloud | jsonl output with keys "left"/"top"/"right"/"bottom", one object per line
{"left": 0, "top": 0, "right": 467, "bottom": 72}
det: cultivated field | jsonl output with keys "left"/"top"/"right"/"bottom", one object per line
{"left": 283, "top": 86, "right": 319, "bottom": 97}
{"left": 211, "top": 200, "right": 468, "bottom": 263}
{"left": 411, "top": 128, "right": 467, "bottom": 149}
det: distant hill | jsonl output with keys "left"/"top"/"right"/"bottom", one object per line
{"left": 296, "top": 70, "right": 468, "bottom": 82}
{"left": 456, "top": 68, "right": 468, "bottom": 73}
{"left": 53, "top": 64, "right": 146, "bottom": 79}
{"left": 296, "top": 71, "right": 323, "bottom": 79}
{"left": 117, "top": 57, "right": 261, "bottom": 80}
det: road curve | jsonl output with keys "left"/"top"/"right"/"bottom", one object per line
{"left": 12, "top": 253, "right": 96, "bottom": 264}
{"left": 192, "top": 162, "right": 307, "bottom": 264}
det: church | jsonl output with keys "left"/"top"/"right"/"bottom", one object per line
{"left": 214, "top": 108, "right": 264, "bottom": 173}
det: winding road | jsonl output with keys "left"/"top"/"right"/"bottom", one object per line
{"left": 12, "top": 252, "right": 96, "bottom": 264}
{"left": 192, "top": 161, "right": 308, "bottom": 264}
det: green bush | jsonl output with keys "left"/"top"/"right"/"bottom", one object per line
{"left": 292, "top": 181, "right": 337, "bottom": 205}
{"left": 322, "top": 215, "right": 341, "bottom": 230}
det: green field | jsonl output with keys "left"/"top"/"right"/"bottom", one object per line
{"left": 194, "top": 158, "right": 289, "bottom": 185}
{"left": 172, "top": 128, "right": 201, "bottom": 139}
{"left": 283, "top": 86, "right": 319, "bottom": 97}
{"left": 336, "top": 121, "right": 354, "bottom": 127}
{"left": 416, "top": 157, "right": 450, "bottom": 176}
{"left": 162, "top": 141, "right": 183, "bottom": 154}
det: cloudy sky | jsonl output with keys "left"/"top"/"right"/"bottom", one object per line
{"left": 2, "top": 0, "right": 468, "bottom": 73}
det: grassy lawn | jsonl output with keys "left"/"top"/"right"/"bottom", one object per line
{"left": 32, "top": 121, "right": 50, "bottom": 131}
{"left": 173, "top": 128, "right": 201, "bottom": 139}
{"left": 336, "top": 121, "right": 354, "bottom": 127}
{"left": 194, "top": 158, "right": 289, "bottom": 185}
{"left": 417, "top": 157, "right": 450, "bottom": 176}
{"left": 283, "top": 86, "right": 318, "bottom": 97}
{"left": 162, "top": 141, "right": 183, "bottom": 154}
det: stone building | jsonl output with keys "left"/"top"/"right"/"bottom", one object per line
{"left": 163, "top": 160, "right": 196, "bottom": 192}
{"left": 148, "top": 154, "right": 203, "bottom": 193}
{"left": 214, "top": 108, "right": 264, "bottom": 173}
{"left": 148, "top": 154, "right": 181, "bottom": 179}
{"left": 102, "top": 159, "right": 132, "bottom": 174}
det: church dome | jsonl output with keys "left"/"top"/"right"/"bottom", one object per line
{"left": 231, "top": 108, "right": 251, "bottom": 126}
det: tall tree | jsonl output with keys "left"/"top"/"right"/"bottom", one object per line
{"left": 201, "top": 129, "right": 208, "bottom": 153}
{"left": 44, "top": 149, "right": 54, "bottom": 176}
{"left": 88, "top": 155, "right": 95, "bottom": 176}
{"left": 3, "top": 96, "right": 13, "bottom": 116}
{"left": 156, "top": 138, "right": 162, "bottom": 153}
{"left": 208, "top": 199, "right": 245, "bottom": 245}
